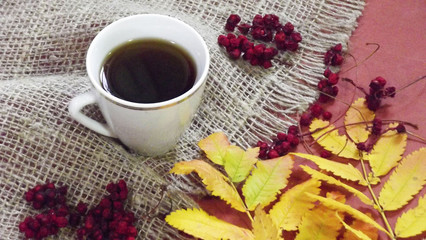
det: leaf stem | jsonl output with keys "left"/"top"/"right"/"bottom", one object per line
{"left": 229, "top": 180, "right": 254, "bottom": 223}
{"left": 359, "top": 154, "right": 396, "bottom": 239}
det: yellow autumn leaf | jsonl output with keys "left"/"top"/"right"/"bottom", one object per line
{"left": 198, "top": 132, "right": 230, "bottom": 165}
{"left": 290, "top": 152, "right": 367, "bottom": 186}
{"left": 224, "top": 146, "right": 259, "bottom": 183}
{"left": 305, "top": 193, "right": 390, "bottom": 237}
{"left": 165, "top": 208, "right": 254, "bottom": 240}
{"left": 379, "top": 147, "right": 426, "bottom": 211}
{"left": 269, "top": 178, "right": 321, "bottom": 231}
{"left": 395, "top": 195, "right": 426, "bottom": 238}
{"left": 170, "top": 160, "right": 246, "bottom": 212}
{"left": 344, "top": 98, "right": 375, "bottom": 143}
{"left": 310, "top": 119, "right": 361, "bottom": 160}
{"left": 301, "top": 166, "right": 372, "bottom": 206}
{"left": 338, "top": 212, "right": 374, "bottom": 240}
{"left": 252, "top": 207, "right": 283, "bottom": 240}
{"left": 365, "top": 123, "right": 407, "bottom": 177}
{"left": 242, "top": 156, "right": 294, "bottom": 211}
{"left": 295, "top": 199, "right": 343, "bottom": 240}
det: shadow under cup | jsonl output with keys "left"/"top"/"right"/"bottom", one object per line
{"left": 84, "top": 14, "right": 210, "bottom": 155}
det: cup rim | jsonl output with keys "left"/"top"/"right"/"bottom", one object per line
{"left": 86, "top": 14, "right": 210, "bottom": 110}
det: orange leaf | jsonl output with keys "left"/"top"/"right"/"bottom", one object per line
{"left": 198, "top": 132, "right": 230, "bottom": 165}
{"left": 342, "top": 213, "right": 378, "bottom": 240}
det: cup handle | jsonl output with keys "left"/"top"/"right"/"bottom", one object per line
{"left": 68, "top": 91, "right": 117, "bottom": 137}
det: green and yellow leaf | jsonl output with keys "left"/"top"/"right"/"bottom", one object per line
{"left": 366, "top": 123, "right": 407, "bottom": 177}
{"left": 269, "top": 178, "right": 321, "bottom": 231}
{"left": 295, "top": 198, "right": 343, "bottom": 240}
{"left": 305, "top": 193, "right": 390, "bottom": 237}
{"left": 165, "top": 208, "right": 254, "bottom": 240}
{"left": 224, "top": 146, "right": 259, "bottom": 183}
{"left": 252, "top": 207, "right": 283, "bottom": 240}
{"left": 344, "top": 98, "right": 375, "bottom": 143}
{"left": 242, "top": 156, "right": 294, "bottom": 211}
{"left": 395, "top": 195, "right": 426, "bottom": 238}
{"left": 198, "top": 132, "right": 230, "bottom": 165}
{"left": 378, "top": 147, "right": 426, "bottom": 211}
{"left": 310, "top": 119, "right": 361, "bottom": 160}
{"left": 170, "top": 160, "right": 245, "bottom": 212}
{"left": 301, "top": 166, "right": 372, "bottom": 206}
{"left": 290, "top": 152, "right": 367, "bottom": 186}
{"left": 338, "top": 212, "right": 375, "bottom": 240}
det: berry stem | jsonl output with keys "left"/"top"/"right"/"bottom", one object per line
{"left": 406, "top": 130, "right": 426, "bottom": 144}
{"left": 391, "top": 75, "right": 426, "bottom": 95}
{"left": 359, "top": 153, "right": 396, "bottom": 239}
{"left": 341, "top": 43, "right": 380, "bottom": 74}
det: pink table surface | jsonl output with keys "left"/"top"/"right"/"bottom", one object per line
{"left": 197, "top": 1, "right": 426, "bottom": 240}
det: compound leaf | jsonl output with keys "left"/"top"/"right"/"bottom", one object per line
{"left": 224, "top": 146, "right": 259, "bottom": 183}
{"left": 198, "top": 132, "right": 230, "bottom": 165}
{"left": 291, "top": 152, "right": 367, "bottom": 186}
{"left": 269, "top": 178, "right": 321, "bottom": 231}
{"left": 252, "top": 207, "right": 283, "bottom": 240}
{"left": 295, "top": 192, "right": 345, "bottom": 240}
{"left": 305, "top": 193, "right": 390, "bottom": 237}
{"left": 395, "top": 195, "right": 426, "bottom": 238}
{"left": 170, "top": 160, "right": 245, "bottom": 212}
{"left": 165, "top": 208, "right": 254, "bottom": 240}
{"left": 310, "top": 119, "right": 361, "bottom": 160}
{"left": 366, "top": 123, "right": 407, "bottom": 177}
{"left": 301, "top": 166, "right": 372, "bottom": 206}
{"left": 242, "top": 156, "right": 294, "bottom": 211}
{"left": 344, "top": 98, "right": 375, "bottom": 143}
{"left": 379, "top": 147, "right": 426, "bottom": 211}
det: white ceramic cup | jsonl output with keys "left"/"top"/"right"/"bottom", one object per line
{"left": 69, "top": 14, "right": 210, "bottom": 156}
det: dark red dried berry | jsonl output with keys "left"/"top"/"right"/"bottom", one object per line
{"left": 217, "top": 35, "right": 230, "bottom": 47}
{"left": 237, "top": 23, "right": 252, "bottom": 34}
{"left": 277, "top": 132, "right": 287, "bottom": 141}
{"left": 262, "top": 60, "right": 273, "bottom": 69}
{"left": 328, "top": 73, "right": 339, "bottom": 85}
{"left": 287, "top": 125, "right": 299, "bottom": 135}
{"left": 282, "top": 22, "right": 294, "bottom": 34}
{"left": 290, "top": 32, "right": 302, "bottom": 43}
{"left": 385, "top": 86, "right": 396, "bottom": 97}
{"left": 226, "top": 14, "right": 241, "bottom": 30}
{"left": 310, "top": 104, "right": 323, "bottom": 118}
{"left": 320, "top": 150, "right": 332, "bottom": 158}
{"left": 323, "top": 68, "right": 331, "bottom": 78}
{"left": 396, "top": 123, "right": 406, "bottom": 133}
{"left": 300, "top": 113, "right": 312, "bottom": 126}
{"left": 268, "top": 149, "right": 280, "bottom": 159}
{"left": 317, "top": 79, "right": 328, "bottom": 91}
{"left": 229, "top": 48, "right": 242, "bottom": 59}
{"left": 25, "top": 190, "right": 35, "bottom": 202}
{"left": 322, "top": 111, "right": 332, "bottom": 120}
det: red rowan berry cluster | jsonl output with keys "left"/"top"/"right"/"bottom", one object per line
{"left": 365, "top": 76, "right": 396, "bottom": 111}
{"left": 18, "top": 180, "right": 137, "bottom": 240}
{"left": 256, "top": 125, "right": 300, "bottom": 159}
{"left": 317, "top": 68, "right": 340, "bottom": 103}
{"left": 299, "top": 103, "right": 333, "bottom": 127}
{"left": 77, "top": 180, "right": 137, "bottom": 240}
{"left": 218, "top": 14, "right": 302, "bottom": 68}
{"left": 324, "top": 43, "right": 344, "bottom": 66}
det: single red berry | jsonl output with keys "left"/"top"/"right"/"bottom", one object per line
{"left": 322, "top": 111, "right": 332, "bottom": 120}
{"left": 277, "top": 132, "right": 287, "bottom": 141}
{"left": 281, "top": 141, "right": 291, "bottom": 153}
{"left": 328, "top": 73, "right": 339, "bottom": 85}
{"left": 317, "top": 79, "right": 328, "bottom": 91}
{"left": 267, "top": 149, "right": 280, "bottom": 159}
{"left": 290, "top": 32, "right": 302, "bottom": 43}
{"left": 396, "top": 123, "right": 406, "bottom": 133}
{"left": 286, "top": 133, "right": 295, "bottom": 143}
{"left": 237, "top": 23, "right": 252, "bottom": 34}
{"left": 300, "top": 113, "right": 312, "bottom": 126}
{"left": 217, "top": 35, "right": 230, "bottom": 47}
{"left": 228, "top": 48, "right": 241, "bottom": 59}
{"left": 331, "top": 54, "right": 343, "bottom": 65}
{"left": 320, "top": 150, "right": 332, "bottom": 158}
{"left": 76, "top": 202, "right": 88, "bottom": 215}
{"left": 252, "top": 14, "right": 264, "bottom": 27}
{"left": 385, "top": 86, "right": 396, "bottom": 97}
{"left": 333, "top": 43, "right": 342, "bottom": 52}
{"left": 284, "top": 39, "right": 298, "bottom": 51}
{"left": 310, "top": 104, "right": 323, "bottom": 118}
{"left": 287, "top": 125, "right": 298, "bottom": 135}
{"left": 375, "top": 76, "right": 387, "bottom": 86}
{"left": 262, "top": 60, "right": 273, "bottom": 69}
{"left": 323, "top": 68, "right": 331, "bottom": 78}
{"left": 282, "top": 22, "right": 294, "bottom": 34}
{"left": 55, "top": 216, "right": 68, "bottom": 228}
{"left": 226, "top": 14, "right": 241, "bottom": 26}
{"left": 290, "top": 137, "right": 299, "bottom": 146}
{"left": 25, "top": 190, "right": 35, "bottom": 202}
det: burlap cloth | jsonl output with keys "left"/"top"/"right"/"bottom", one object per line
{"left": 0, "top": 0, "right": 365, "bottom": 239}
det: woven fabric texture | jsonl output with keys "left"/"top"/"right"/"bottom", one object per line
{"left": 0, "top": 0, "right": 365, "bottom": 239}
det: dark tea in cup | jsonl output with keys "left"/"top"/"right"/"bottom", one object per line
{"left": 100, "top": 38, "right": 196, "bottom": 103}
